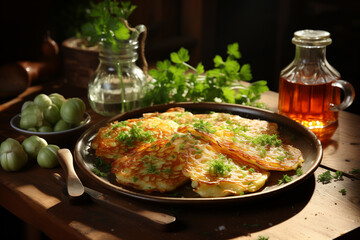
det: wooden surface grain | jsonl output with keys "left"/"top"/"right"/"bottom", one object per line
{"left": 0, "top": 81, "right": 359, "bottom": 240}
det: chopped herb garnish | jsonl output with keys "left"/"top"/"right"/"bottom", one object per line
{"left": 317, "top": 171, "right": 333, "bottom": 184}
{"left": 317, "top": 170, "right": 344, "bottom": 184}
{"left": 258, "top": 236, "right": 269, "bottom": 240}
{"left": 193, "top": 120, "right": 216, "bottom": 134}
{"left": 277, "top": 151, "right": 292, "bottom": 161}
{"left": 350, "top": 168, "right": 360, "bottom": 175}
{"left": 92, "top": 157, "right": 111, "bottom": 178}
{"left": 93, "top": 156, "right": 111, "bottom": 172}
{"left": 91, "top": 168, "right": 108, "bottom": 178}
{"left": 250, "top": 134, "right": 281, "bottom": 147}
{"left": 259, "top": 147, "right": 267, "bottom": 158}
{"left": 296, "top": 167, "right": 303, "bottom": 176}
{"left": 162, "top": 168, "right": 173, "bottom": 174}
{"left": 225, "top": 119, "right": 249, "bottom": 134}
{"left": 208, "top": 154, "right": 233, "bottom": 177}
{"left": 146, "top": 163, "right": 158, "bottom": 174}
{"left": 195, "top": 147, "right": 202, "bottom": 154}
{"left": 141, "top": 155, "right": 149, "bottom": 163}
{"left": 339, "top": 188, "right": 346, "bottom": 195}
{"left": 111, "top": 121, "right": 128, "bottom": 129}
{"left": 171, "top": 133, "right": 180, "bottom": 142}
{"left": 116, "top": 123, "right": 155, "bottom": 146}
{"left": 133, "top": 176, "right": 139, "bottom": 182}
{"left": 334, "top": 171, "right": 344, "bottom": 181}
{"left": 278, "top": 174, "right": 293, "bottom": 185}
{"left": 239, "top": 133, "right": 282, "bottom": 158}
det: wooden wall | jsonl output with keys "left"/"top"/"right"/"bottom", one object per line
{"left": 0, "top": 0, "right": 359, "bottom": 113}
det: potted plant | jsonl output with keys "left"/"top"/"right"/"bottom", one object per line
{"left": 61, "top": 0, "right": 138, "bottom": 88}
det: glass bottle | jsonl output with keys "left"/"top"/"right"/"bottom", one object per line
{"left": 88, "top": 26, "right": 147, "bottom": 117}
{"left": 278, "top": 29, "right": 355, "bottom": 140}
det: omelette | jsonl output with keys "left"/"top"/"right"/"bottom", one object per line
{"left": 111, "top": 138, "right": 188, "bottom": 192}
{"left": 175, "top": 135, "right": 270, "bottom": 197}
{"left": 91, "top": 117, "right": 178, "bottom": 163}
{"left": 91, "top": 108, "right": 304, "bottom": 197}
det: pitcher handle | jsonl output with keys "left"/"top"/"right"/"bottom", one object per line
{"left": 330, "top": 80, "right": 355, "bottom": 111}
{"left": 120, "top": 18, "right": 149, "bottom": 78}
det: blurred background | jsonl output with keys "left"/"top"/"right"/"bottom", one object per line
{"left": 0, "top": 0, "right": 359, "bottom": 111}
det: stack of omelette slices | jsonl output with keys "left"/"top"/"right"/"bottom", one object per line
{"left": 91, "top": 108, "right": 304, "bottom": 197}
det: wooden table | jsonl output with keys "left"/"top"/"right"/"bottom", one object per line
{"left": 1, "top": 81, "right": 359, "bottom": 240}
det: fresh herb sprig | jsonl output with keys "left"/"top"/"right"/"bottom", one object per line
{"left": 317, "top": 170, "right": 344, "bottom": 184}
{"left": 91, "top": 157, "right": 112, "bottom": 178}
{"left": 79, "top": 0, "right": 137, "bottom": 51}
{"left": 142, "top": 43, "right": 269, "bottom": 107}
{"left": 339, "top": 188, "right": 346, "bottom": 195}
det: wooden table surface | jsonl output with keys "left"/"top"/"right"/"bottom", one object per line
{"left": 0, "top": 81, "right": 359, "bottom": 240}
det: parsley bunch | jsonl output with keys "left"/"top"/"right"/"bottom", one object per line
{"left": 79, "top": 0, "right": 137, "bottom": 51}
{"left": 142, "top": 43, "right": 269, "bottom": 107}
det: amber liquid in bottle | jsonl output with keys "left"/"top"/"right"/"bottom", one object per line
{"left": 278, "top": 77, "right": 341, "bottom": 129}
{"left": 277, "top": 30, "right": 347, "bottom": 141}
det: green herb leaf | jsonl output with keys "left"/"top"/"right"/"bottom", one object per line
{"left": 250, "top": 134, "right": 282, "bottom": 147}
{"left": 317, "top": 170, "right": 345, "bottom": 184}
{"left": 350, "top": 168, "right": 360, "bottom": 175}
{"left": 114, "top": 23, "right": 130, "bottom": 40}
{"left": 193, "top": 120, "right": 216, "bottom": 134}
{"left": 116, "top": 123, "right": 155, "bottom": 146}
{"left": 296, "top": 167, "right": 303, "bottom": 176}
{"left": 334, "top": 171, "right": 344, "bottom": 181}
{"left": 317, "top": 171, "right": 333, "bottom": 184}
{"left": 278, "top": 174, "right": 293, "bottom": 185}
{"left": 208, "top": 154, "right": 233, "bottom": 177}
{"left": 227, "top": 42, "right": 241, "bottom": 59}
{"left": 79, "top": 0, "right": 137, "bottom": 50}
{"left": 170, "top": 48, "right": 190, "bottom": 63}
{"left": 92, "top": 156, "right": 111, "bottom": 178}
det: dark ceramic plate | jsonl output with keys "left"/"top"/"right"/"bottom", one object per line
{"left": 74, "top": 102, "right": 322, "bottom": 204}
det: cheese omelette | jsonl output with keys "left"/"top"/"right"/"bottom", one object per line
{"left": 91, "top": 108, "right": 304, "bottom": 197}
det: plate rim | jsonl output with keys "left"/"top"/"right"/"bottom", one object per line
{"left": 10, "top": 112, "right": 92, "bottom": 135}
{"left": 74, "top": 102, "right": 323, "bottom": 204}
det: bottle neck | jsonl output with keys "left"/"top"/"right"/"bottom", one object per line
{"left": 294, "top": 45, "right": 327, "bottom": 64}
{"left": 99, "top": 41, "right": 139, "bottom": 65}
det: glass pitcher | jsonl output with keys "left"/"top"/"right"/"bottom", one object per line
{"left": 88, "top": 24, "right": 148, "bottom": 117}
{"left": 278, "top": 29, "right": 355, "bottom": 140}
